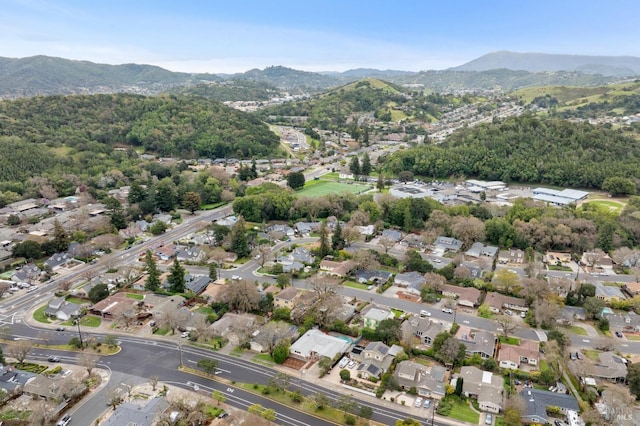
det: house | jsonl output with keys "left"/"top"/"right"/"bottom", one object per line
{"left": 353, "top": 341, "right": 403, "bottom": 379}
{"left": 519, "top": 389, "right": 579, "bottom": 424}
{"left": 184, "top": 274, "right": 211, "bottom": 295}
{"left": 0, "top": 365, "right": 37, "bottom": 393}
{"left": 354, "top": 270, "right": 392, "bottom": 285}
{"left": 557, "top": 306, "right": 587, "bottom": 325}
{"left": 441, "top": 284, "right": 482, "bottom": 308}
{"left": 484, "top": 292, "right": 528, "bottom": 314}
{"left": 455, "top": 326, "right": 497, "bottom": 359}
{"left": 581, "top": 251, "right": 614, "bottom": 269}
{"left": 355, "top": 225, "right": 376, "bottom": 237}
{"left": 209, "top": 312, "right": 260, "bottom": 347}
{"left": 215, "top": 216, "right": 238, "bottom": 227}
{"left": 498, "top": 248, "right": 525, "bottom": 264}
{"left": 289, "top": 329, "right": 351, "bottom": 361}
{"left": 590, "top": 352, "right": 628, "bottom": 383}
{"left": 280, "top": 247, "right": 314, "bottom": 265}
{"left": 622, "top": 282, "right": 640, "bottom": 297}
{"left": 44, "top": 297, "right": 81, "bottom": 321}
{"left": 102, "top": 397, "right": 169, "bottom": 426}
{"left": 381, "top": 229, "right": 403, "bottom": 242}
{"left": 88, "top": 293, "right": 140, "bottom": 320}
{"left": 531, "top": 188, "right": 588, "bottom": 206}
{"left": 251, "top": 323, "right": 299, "bottom": 353}
{"left": 457, "top": 366, "right": 503, "bottom": 413}
{"left": 402, "top": 317, "right": 446, "bottom": 345}
{"left": 294, "top": 222, "right": 322, "bottom": 235}
{"left": 155, "top": 245, "right": 176, "bottom": 261}
{"left": 465, "top": 242, "right": 499, "bottom": 259}
{"left": 432, "top": 236, "right": 463, "bottom": 255}
{"left": 274, "top": 287, "right": 302, "bottom": 310}
{"left": 12, "top": 264, "right": 41, "bottom": 284}
{"left": 44, "top": 252, "right": 73, "bottom": 271}
{"left": 319, "top": 260, "right": 356, "bottom": 277}
{"left": 402, "top": 233, "right": 426, "bottom": 249}
{"left": 394, "top": 271, "right": 426, "bottom": 293}
{"left": 175, "top": 245, "right": 206, "bottom": 263}
{"left": 394, "top": 360, "right": 448, "bottom": 399}
{"left": 266, "top": 224, "right": 295, "bottom": 237}
{"left": 362, "top": 305, "right": 395, "bottom": 329}
{"left": 603, "top": 311, "right": 640, "bottom": 332}
{"left": 545, "top": 252, "right": 571, "bottom": 265}
{"left": 594, "top": 283, "right": 626, "bottom": 303}
{"left": 23, "top": 374, "right": 83, "bottom": 401}
{"left": 498, "top": 340, "right": 539, "bottom": 370}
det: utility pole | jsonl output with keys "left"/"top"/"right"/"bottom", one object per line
{"left": 75, "top": 318, "right": 84, "bottom": 349}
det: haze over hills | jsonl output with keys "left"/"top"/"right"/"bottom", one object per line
{"left": 0, "top": 53, "right": 638, "bottom": 99}
{"left": 452, "top": 51, "right": 640, "bottom": 76}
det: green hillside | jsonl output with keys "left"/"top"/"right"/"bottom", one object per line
{"left": 0, "top": 94, "right": 280, "bottom": 183}
{"left": 172, "top": 79, "right": 284, "bottom": 102}
{"left": 383, "top": 114, "right": 640, "bottom": 190}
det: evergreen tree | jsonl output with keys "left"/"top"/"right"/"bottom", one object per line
{"left": 250, "top": 159, "right": 258, "bottom": 179}
{"left": 208, "top": 262, "right": 218, "bottom": 280}
{"left": 361, "top": 153, "right": 372, "bottom": 177}
{"left": 167, "top": 258, "right": 186, "bottom": 293}
{"left": 182, "top": 191, "right": 201, "bottom": 214}
{"left": 318, "top": 221, "right": 331, "bottom": 258}
{"left": 128, "top": 181, "right": 147, "bottom": 204}
{"left": 52, "top": 220, "right": 70, "bottom": 253}
{"left": 155, "top": 178, "right": 177, "bottom": 212}
{"left": 144, "top": 250, "right": 161, "bottom": 291}
{"left": 377, "top": 173, "right": 385, "bottom": 191}
{"left": 363, "top": 126, "right": 369, "bottom": 146}
{"left": 229, "top": 217, "right": 250, "bottom": 258}
{"left": 332, "top": 221, "right": 345, "bottom": 251}
{"left": 349, "top": 157, "right": 361, "bottom": 178}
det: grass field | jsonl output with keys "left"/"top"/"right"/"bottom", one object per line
{"left": 568, "top": 325, "right": 587, "bottom": 336}
{"left": 582, "top": 199, "right": 626, "bottom": 212}
{"left": 448, "top": 399, "right": 480, "bottom": 424}
{"left": 297, "top": 180, "right": 372, "bottom": 197}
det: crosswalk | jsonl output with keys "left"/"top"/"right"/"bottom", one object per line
{"left": 0, "top": 312, "right": 21, "bottom": 325}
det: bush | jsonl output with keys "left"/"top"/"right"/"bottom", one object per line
{"left": 272, "top": 343, "right": 289, "bottom": 364}
{"left": 340, "top": 369, "right": 351, "bottom": 381}
{"left": 344, "top": 414, "right": 356, "bottom": 425}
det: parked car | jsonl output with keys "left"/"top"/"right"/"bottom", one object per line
{"left": 414, "top": 397, "right": 423, "bottom": 408}
{"left": 56, "top": 415, "right": 71, "bottom": 426}
{"left": 442, "top": 308, "right": 453, "bottom": 314}
{"left": 423, "top": 399, "right": 431, "bottom": 409}
{"left": 48, "top": 356, "right": 61, "bottom": 363}
{"left": 181, "top": 331, "right": 190, "bottom": 338}
{"left": 616, "top": 331, "right": 623, "bottom": 338}
{"left": 520, "top": 311, "right": 526, "bottom": 318}
{"left": 485, "top": 414, "right": 493, "bottom": 425}
{"left": 504, "top": 309, "right": 513, "bottom": 316}
{"left": 569, "top": 352, "right": 577, "bottom": 360}
{"left": 347, "top": 360, "right": 356, "bottom": 369}
{"left": 339, "top": 357, "right": 350, "bottom": 369}
{"left": 420, "top": 310, "right": 432, "bottom": 317}
{"left": 554, "top": 421, "right": 564, "bottom": 426}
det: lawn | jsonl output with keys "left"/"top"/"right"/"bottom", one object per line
{"left": 391, "top": 308, "right": 405, "bottom": 318}
{"left": 568, "top": 325, "right": 587, "bottom": 336}
{"left": 582, "top": 349, "right": 601, "bottom": 362}
{"left": 252, "top": 353, "right": 275, "bottom": 366}
{"left": 61, "top": 315, "right": 102, "bottom": 327}
{"left": 499, "top": 336, "right": 520, "bottom": 345}
{"left": 448, "top": 399, "right": 479, "bottom": 423}
{"left": 196, "top": 306, "right": 215, "bottom": 315}
{"left": 33, "top": 305, "right": 51, "bottom": 324}
{"left": 343, "top": 281, "right": 369, "bottom": 290}
{"left": 297, "top": 180, "right": 371, "bottom": 197}
{"left": 582, "top": 199, "right": 626, "bottom": 212}
{"left": 126, "top": 293, "right": 144, "bottom": 300}
{"left": 65, "top": 296, "right": 86, "bottom": 305}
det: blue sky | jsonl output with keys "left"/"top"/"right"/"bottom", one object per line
{"left": 1, "top": 0, "right": 638, "bottom": 73}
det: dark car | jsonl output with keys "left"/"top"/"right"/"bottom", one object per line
{"left": 48, "top": 356, "right": 61, "bottom": 362}
{"left": 616, "top": 331, "right": 623, "bottom": 338}
{"left": 554, "top": 421, "right": 564, "bottom": 426}
{"left": 56, "top": 327, "right": 65, "bottom": 332}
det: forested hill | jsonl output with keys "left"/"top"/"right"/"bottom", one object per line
{"left": 0, "top": 94, "right": 280, "bottom": 169}
{"left": 172, "top": 79, "right": 284, "bottom": 102}
{"left": 383, "top": 115, "right": 640, "bottom": 189}
{"left": 257, "top": 78, "right": 474, "bottom": 131}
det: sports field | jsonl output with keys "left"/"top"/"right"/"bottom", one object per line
{"left": 582, "top": 199, "right": 626, "bottom": 212}
{"left": 297, "top": 180, "right": 372, "bottom": 197}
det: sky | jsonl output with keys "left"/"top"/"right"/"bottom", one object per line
{"left": 1, "top": 0, "right": 639, "bottom": 74}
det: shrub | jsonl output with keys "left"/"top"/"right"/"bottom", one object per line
{"left": 340, "top": 369, "right": 351, "bottom": 381}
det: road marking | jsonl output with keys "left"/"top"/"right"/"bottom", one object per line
{"left": 582, "top": 339, "right": 590, "bottom": 343}
{"left": 463, "top": 320, "right": 470, "bottom": 324}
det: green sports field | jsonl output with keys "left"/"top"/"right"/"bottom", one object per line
{"left": 297, "top": 180, "right": 372, "bottom": 197}
{"left": 581, "top": 199, "right": 626, "bottom": 212}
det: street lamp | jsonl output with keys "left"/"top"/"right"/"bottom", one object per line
{"left": 74, "top": 318, "right": 84, "bottom": 349}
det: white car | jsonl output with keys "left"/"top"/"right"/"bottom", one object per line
{"left": 338, "top": 357, "right": 350, "bottom": 369}
{"left": 347, "top": 360, "right": 356, "bottom": 369}
{"left": 231, "top": 275, "right": 241, "bottom": 281}
{"left": 442, "top": 308, "right": 453, "bottom": 314}
{"left": 420, "top": 310, "right": 432, "bottom": 317}
{"left": 181, "top": 331, "right": 190, "bottom": 338}
{"left": 414, "top": 397, "right": 423, "bottom": 408}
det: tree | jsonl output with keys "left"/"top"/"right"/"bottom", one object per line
{"left": 312, "top": 392, "right": 331, "bottom": 410}
{"left": 6, "top": 214, "right": 20, "bottom": 226}
{"left": 318, "top": 356, "right": 333, "bottom": 377}
{"left": 628, "top": 362, "right": 640, "bottom": 400}
{"left": 149, "top": 220, "right": 167, "bottom": 235}
{"left": 340, "top": 369, "right": 351, "bottom": 381}
{"left": 287, "top": 171, "right": 306, "bottom": 189}
{"left": 12, "top": 240, "right": 42, "bottom": 260}
{"left": 77, "top": 352, "right": 100, "bottom": 376}
{"left": 331, "top": 221, "right": 345, "bottom": 251}
{"left": 450, "top": 216, "right": 485, "bottom": 248}
{"left": 144, "top": 250, "right": 161, "bottom": 291}
{"left": 212, "top": 390, "right": 226, "bottom": 406}
{"left": 253, "top": 244, "right": 272, "bottom": 268}
{"left": 376, "top": 318, "right": 402, "bottom": 345}
{"left": 197, "top": 358, "right": 218, "bottom": 375}
{"left": 584, "top": 296, "right": 606, "bottom": 319}
{"left": 156, "top": 305, "right": 191, "bottom": 335}
{"left": 208, "top": 262, "right": 218, "bottom": 281}
{"left": 495, "top": 316, "right": 518, "bottom": 337}
{"left": 532, "top": 300, "right": 561, "bottom": 328}
{"left": 182, "top": 191, "right": 201, "bottom": 214}
{"left": 222, "top": 279, "right": 261, "bottom": 312}
{"left": 167, "top": 259, "right": 186, "bottom": 293}
{"left": 276, "top": 273, "right": 291, "bottom": 289}
{"left": 148, "top": 375, "right": 159, "bottom": 391}
{"left": 349, "top": 157, "right": 361, "bottom": 177}
{"left": 272, "top": 343, "right": 290, "bottom": 364}
{"left": 52, "top": 219, "right": 70, "bottom": 253}
{"left": 8, "top": 340, "right": 32, "bottom": 364}
{"left": 376, "top": 173, "right": 385, "bottom": 191}
{"left": 262, "top": 408, "right": 276, "bottom": 422}
{"left": 378, "top": 236, "right": 396, "bottom": 254}
{"left": 318, "top": 221, "right": 331, "bottom": 258}
{"left": 602, "top": 176, "right": 637, "bottom": 196}
{"left": 88, "top": 283, "right": 110, "bottom": 303}
{"left": 493, "top": 269, "right": 522, "bottom": 296}
{"left": 341, "top": 226, "right": 362, "bottom": 247}
{"left": 396, "top": 419, "right": 422, "bottom": 426}
{"left": 229, "top": 216, "right": 250, "bottom": 258}
{"left": 361, "top": 153, "right": 372, "bottom": 177}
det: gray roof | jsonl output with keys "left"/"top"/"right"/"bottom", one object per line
{"left": 44, "top": 252, "right": 71, "bottom": 268}
{"left": 520, "top": 389, "right": 579, "bottom": 423}
{"left": 357, "top": 363, "right": 382, "bottom": 377}
{"left": 185, "top": 274, "right": 211, "bottom": 294}
{"left": 364, "top": 307, "right": 394, "bottom": 323}
{"left": 355, "top": 269, "right": 392, "bottom": 283}
{"left": 102, "top": 397, "right": 169, "bottom": 426}
{"left": 394, "top": 271, "right": 426, "bottom": 287}
{"left": 595, "top": 283, "right": 626, "bottom": 300}
{"left": 592, "top": 352, "right": 628, "bottom": 379}
{"left": 458, "top": 329, "right": 496, "bottom": 358}
{"left": 459, "top": 366, "right": 503, "bottom": 408}
{"left": 365, "top": 341, "right": 389, "bottom": 356}
{"left": 465, "top": 242, "right": 499, "bottom": 258}
{"left": 382, "top": 229, "right": 403, "bottom": 242}
{"left": 434, "top": 236, "right": 463, "bottom": 251}
{"left": 290, "top": 329, "right": 350, "bottom": 360}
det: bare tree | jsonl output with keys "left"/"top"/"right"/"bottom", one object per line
{"left": 148, "top": 375, "right": 159, "bottom": 391}
{"left": 118, "top": 308, "right": 138, "bottom": 328}
{"left": 493, "top": 269, "right": 522, "bottom": 296}
{"left": 307, "top": 274, "right": 340, "bottom": 300}
{"left": 533, "top": 300, "right": 560, "bottom": 328}
{"left": 254, "top": 321, "right": 292, "bottom": 354}
{"left": 57, "top": 280, "right": 73, "bottom": 292}
{"left": 268, "top": 230, "right": 284, "bottom": 242}
{"left": 189, "top": 315, "right": 214, "bottom": 342}
{"left": 495, "top": 316, "right": 519, "bottom": 338}
{"left": 28, "top": 401, "right": 55, "bottom": 425}
{"left": 348, "top": 210, "right": 370, "bottom": 226}
{"left": 157, "top": 307, "right": 191, "bottom": 335}
{"left": 450, "top": 216, "right": 485, "bottom": 248}
{"left": 505, "top": 394, "right": 527, "bottom": 415}
{"left": 313, "top": 293, "right": 344, "bottom": 328}
{"left": 77, "top": 352, "right": 100, "bottom": 377}
{"left": 8, "top": 340, "right": 33, "bottom": 364}
{"left": 252, "top": 244, "right": 272, "bottom": 268}
{"left": 522, "top": 277, "right": 550, "bottom": 303}
{"left": 0, "top": 282, "right": 9, "bottom": 298}
{"left": 341, "top": 226, "right": 362, "bottom": 247}
{"left": 351, "top": 250, "right": 380, "bottom": 271}
{"left": 222, "top": 279, "right": 261, "bottom": 312}
{"left": 209, "top": 247, "right": 230, "bottom": 266}
{"left": 107, "top": 387, "right": 123, "bottom": 410}
{"left": 583, "top": 248, "right": 606, "bottom": 271}
{"left": 377, "top": 237, "right": 396, "bottom": 254}
{"left": 454, "top": 264, "right": 471, "bottom": 280}
{"left": 423, "top": 272, "right": 446, "bottom": 292}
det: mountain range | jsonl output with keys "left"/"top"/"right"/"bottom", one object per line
{"left": 0, "top": 51, "right": 638, "bottom": 99}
